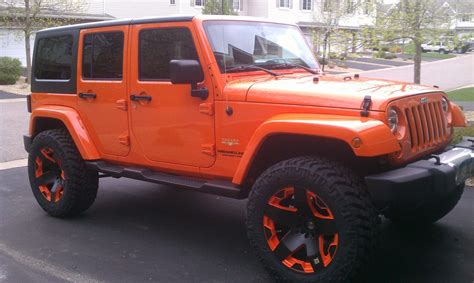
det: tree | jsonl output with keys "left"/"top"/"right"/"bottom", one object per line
{"left": 1, "top": 0, "right": 85, "bottom": 83}
{"left": 373, "top": 0, "right": 454, "bottom": 84}
{"left": 202, "top": 0, "right": 237, "bottom": 15}
{"left": 312, "top": 0, "right": 377, "bottom": 71}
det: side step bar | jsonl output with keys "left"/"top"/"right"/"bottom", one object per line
{"left": 86, "top": 161, "right": 246, "bottom": 199}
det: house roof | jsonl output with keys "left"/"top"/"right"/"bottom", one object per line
{"left": 38, "top": 15, "right": 300, "bottom": 34}
{"left": 0, "top": 3, "right": 114, "bottom": 21}
{"left": 378, "top": 0, "right": 473, "bottom": 16}
{"left": 37, "top": 15, "right": 194, "bottom": 34}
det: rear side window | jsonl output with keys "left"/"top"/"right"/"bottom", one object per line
{"left": 139, "top": 28, "right": 198, "bottom": 80}
{"left": 35, "top": 35, "right": 73, "bottom": 80}
{"left": 82, "top": 32, "right": 124, "bottom": 80}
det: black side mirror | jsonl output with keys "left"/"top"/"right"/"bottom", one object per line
{"left": 170, "top": 60, "right": 208, "bottom": 100}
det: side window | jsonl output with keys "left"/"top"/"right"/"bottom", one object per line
{"left": 139, "top": 28, "right": 198, "bottom": 81}
{"left": 82, "top": 32, "right": 124, "bottom": 80}
{"left": 35, "top": 35, "right": 73, "bottom": 80}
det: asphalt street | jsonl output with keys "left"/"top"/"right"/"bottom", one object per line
{"left": 0, "top": 167, "right": 473, "bottom": 282}
{"left": 361, "top": 54, "right": 474, "bottom": 90}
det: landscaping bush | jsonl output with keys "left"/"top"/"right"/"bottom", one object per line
{"left": 374, "top": 50, "right": 397, "bottom": 59}
{"left": 336, "top": 61, "right": 348, "bottom": 69}
{"left": 389, "top": 45, "right": 402, "bottom": 53}
{"left": 375, "top": 50, "right": 386, "bottom": 58}
{"left": 328, "top": 52, "right": 338, "bottom": 59}
{"left": 318, "top": 56, "right": 329, "bottom": 65}
{"left": 383, "top": 53, "right": 397, "bottom": 59}
{"left": 0, "top": 57, "right": 22, "bottom": 85}
{"left": 338, "top": 52, "right": 348, "bottom": 60}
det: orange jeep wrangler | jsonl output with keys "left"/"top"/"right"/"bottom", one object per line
{"left": 24, "top": 15, "right": 473, "bottom": 282}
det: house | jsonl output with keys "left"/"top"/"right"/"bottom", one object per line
{"left": 446, "top": 0, "right": 474, "bottom": 38}
{"left": 379, "top": 0, "right": 474, "bottom": 39}
{"left": 0, "top": 0, "right": 114, "bottom": 66}
{"left": 83, "top": 0, "right": 376, "bottom": 49}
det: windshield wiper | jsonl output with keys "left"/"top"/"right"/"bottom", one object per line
{"left": 265, "top": 63, "right": 320, "bottom": 75}
{"left": 225, "top": 65, "right": 281, "bottom": 76}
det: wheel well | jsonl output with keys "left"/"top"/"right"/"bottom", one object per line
{"left": 32, "top": 117, "right": 67, "bottom": 137}
{"left": 242, "top": 134, "right": 385, "bottom": 196}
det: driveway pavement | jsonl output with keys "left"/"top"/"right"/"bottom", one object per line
{"left": 0, "top": 100, "right": 29, "bottom": 162}
{"left": 0, "top": 167, "right": 473, "bottom": 283}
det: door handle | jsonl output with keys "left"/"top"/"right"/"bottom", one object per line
{"left": 79, "top": 92, "right": 97, "bottom": 99}
{"left": 130, "top": 94, "right": 152, "bottom": 102}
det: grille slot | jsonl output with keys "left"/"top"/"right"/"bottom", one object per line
{"left": 405, "top": 101, "right": 448, "bottom": 150}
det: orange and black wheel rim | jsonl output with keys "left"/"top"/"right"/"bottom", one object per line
{"left": 263, "top": 187, "right": 339, "bottom": 273}
{"left": 34, "top": 147, "right": 65, "bottom": 203}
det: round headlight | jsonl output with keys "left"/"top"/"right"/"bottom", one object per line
{"left": 387, "top": 107, "right": 399, "bottom": 133}
{"left": 441, "top": 97, "right": 449, "bottom": 112}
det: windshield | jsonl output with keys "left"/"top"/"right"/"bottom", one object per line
{"left": 203, "top": 21, "right": 319, "bottom": 74}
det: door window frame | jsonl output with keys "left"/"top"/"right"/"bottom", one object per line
{"left": 137, "top": 26, "right": 200, "bottom": 82}
{"left": 78, "top": 26, "right": 129, "bottom": 83}
{"left": 81, "top": 31, "right": 125, "bottom": 81}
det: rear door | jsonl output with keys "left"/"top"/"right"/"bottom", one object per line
{"left": 129, "top": 22, "right": 215, "bottom": 167}
{"left": 76, "top": 26, "right": 130, "bottom": 157}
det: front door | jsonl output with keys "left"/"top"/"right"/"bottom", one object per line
{"left": 129, "top": 22, "right": 215, "bottom": 167}
{"left": 77, "top": 26, "right": 130, "bottom": 157}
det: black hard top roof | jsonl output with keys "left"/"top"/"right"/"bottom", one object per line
{"left": 37, "top": 15, "right": 194, "bottom": 35}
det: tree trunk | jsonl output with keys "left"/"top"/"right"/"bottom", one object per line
{"left": 25, "top": 31, "right": 32, "bottom": 84}
{"left": 322, "top": 31, "right": 329, "bottom": 71}
{"left": 414, "top": 40, "right": 422, "bottom": 84}
{"left": 351, "top": 31, "right": 357, "bottom": 53}
{"left": 24, "top": 0, "right": 32, "bottom": 84}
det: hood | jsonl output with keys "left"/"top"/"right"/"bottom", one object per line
{"left": 226, "top": 75, "right": 441, "bottom": 112}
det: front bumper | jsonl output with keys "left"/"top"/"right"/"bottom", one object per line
{"left": 366, "top": 137, "right": 474, "bottom": 209}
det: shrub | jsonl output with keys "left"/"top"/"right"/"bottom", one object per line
{"left": 375, "top": 50, "right": 386, "bottom": 58}
{"left": 336, "top": 61, "right": 348, "bottom": 69}
{"left": 318, "top": 56, "right": 329, "bottom": 65}
{"left": 0, "top": 57, "right": 22, "bottom": 85}
{"left": 383, "top": 53, "right": 397, "bottom": 59}
{"left": 389, "top": 45, "right": 402, "bottom": 53}
{"left": 339, "top": 52, "right": 347, "bottom": 60}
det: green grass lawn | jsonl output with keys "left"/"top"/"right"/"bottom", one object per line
{"left": 420, "top": 53, "right": 456, "bottom": 59}
{"left": 453, "top": 124, "right": 474, "bottom": 144}
{"left": 447, "top": 87, "right": 474, "bottom": 101}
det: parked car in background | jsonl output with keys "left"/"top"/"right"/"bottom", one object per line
{"left": 457, "top": 41, "right": 473, "bottom": 53}
{"left": 421, "top": 41, "right": 454, "bottom": 54}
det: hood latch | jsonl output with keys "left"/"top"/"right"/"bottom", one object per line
{"left": 360, "top": 95, "right": 372, "bottom": 117}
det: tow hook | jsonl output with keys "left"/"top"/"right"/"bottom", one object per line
{"left": 429, "top": 154, "right": 442, "bottom": 165}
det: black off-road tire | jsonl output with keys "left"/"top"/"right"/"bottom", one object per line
{"left": 384, "top": 184, "right": 464, "bottom": 225}
{"left": 247, "top": 156, "right": 380, "bottom": 282}
{"left": 28, "top": 129, "right": 99, "bottom": 218}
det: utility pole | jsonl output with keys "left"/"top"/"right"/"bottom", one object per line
{"left": 221, "top": 0, "right": 224, "bottom": 14}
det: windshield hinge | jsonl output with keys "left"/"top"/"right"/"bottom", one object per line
{"left": 360, "top": 95, "right": 372, "bottom": 117}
